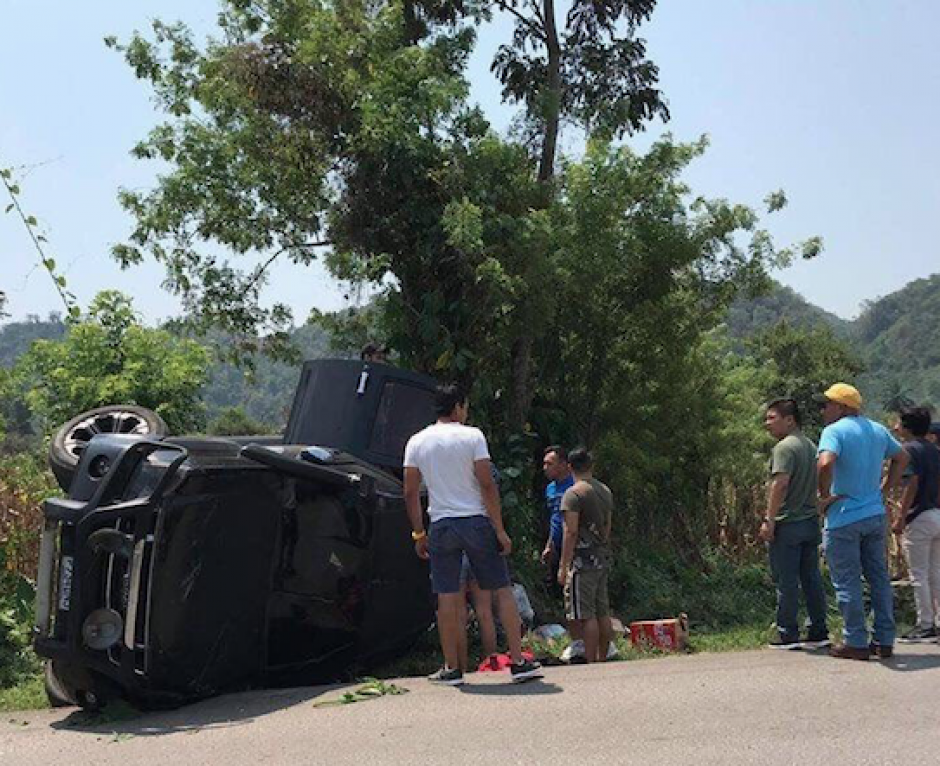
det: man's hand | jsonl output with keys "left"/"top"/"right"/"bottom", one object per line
{"left": 758, "top": 519, "right": 775, "bottom": 543}
{"left": 891, "top": 517, "right": 906, "bottom": 536}
{"left": 557, "top": 567, "right": 567, "bottom": 587}
{"left": 540, "top": 545, "right": 553, "bottom": 564}
{"left": 414, "top": 537, "right": 429, "bottom": 560}
{"left": 496, "top": 529, "right": 512, "bottom": 556}
{"left": 817, "top": 494, "right": 843, "bottom": 516}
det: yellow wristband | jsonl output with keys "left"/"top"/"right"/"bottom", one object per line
{"left": 411, "top": 530, "right": 427, "bottom": 541}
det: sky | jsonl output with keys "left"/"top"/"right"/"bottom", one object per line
{"left": 2, "top": 0, "right": 938, "bottom": 326}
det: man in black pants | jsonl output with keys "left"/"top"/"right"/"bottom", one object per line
{"left": 760, "top": 398, "right": 830, "bottom": 649}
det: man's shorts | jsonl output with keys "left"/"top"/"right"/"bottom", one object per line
{"left": 428, "top": 515, "right": 511, "bottom": 595}
{"left": 565, "top": 567, "right": 610, "bottom": 620}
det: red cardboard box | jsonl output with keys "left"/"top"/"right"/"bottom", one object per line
{"left": 629, "top": 614, "right": 689, "bottom": 651}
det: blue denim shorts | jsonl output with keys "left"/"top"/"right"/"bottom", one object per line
{"left": 428, "top": 516, "right": 510, "bottom": 594}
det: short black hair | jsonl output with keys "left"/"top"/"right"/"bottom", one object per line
{"left": 900, "top": 406, "right": 932, "bottom": 437}
{"left": 568, "top": 447, "right": 593, "bottom": 473}
{"left": 766, "top": 397, "right": 801, "bottom": 427}
{"left": 434, "top": 383, "right": 467, "bottom": 417}
{"left": 543, "top": 444, "right": 568, "bottom": 463}
{"left": 360, "top": 342, "right": 385, "bottom": 360}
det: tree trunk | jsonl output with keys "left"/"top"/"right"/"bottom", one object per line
{"left": 538, "top": 0, "right": 562, "bottom": 184}
{"left": 507, "top": 335, "right": 534, "bottom": 431}
{"left": 505, "top": 0, "right": 563, "bottom": 432}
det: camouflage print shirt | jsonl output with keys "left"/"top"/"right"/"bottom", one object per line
{"left": 561, "top": 478, "right": 613, "bottom": 570}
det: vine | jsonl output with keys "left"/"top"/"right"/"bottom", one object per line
{"left": 1, "top": 166, "right": 81, "bottom": 320}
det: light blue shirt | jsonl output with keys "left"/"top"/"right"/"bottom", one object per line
{"left": 818, "top": 416, "right": 902, "bottom": 530}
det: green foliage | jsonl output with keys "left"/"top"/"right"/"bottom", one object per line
{"left": 855, "top": 274, "right": 940, "bottom": 409}
{"left": 200, "top": 322, "right": 333, "bottom": 426}
{"left": 611, "top": 546, "right": 774, "bottom": 631}
{"left": 206, "top": 406, "right": 276, "bottom": 436}
{"left": 744, "top": 320, "right": 864, "bottom": 440}
{"left": 0, "top": 452, "right": 48, "bottom": 692}
{"left": 1, "top": 166, "right": 81, "bottom": 320}
{"left": 13, "top": 291, "right": 210, "bottom": 434}
{"left": 0, "top": 450, "right": 58, "bottom": 579}
{"left": 0, "top": 563, "right": 38, "bottom": 690}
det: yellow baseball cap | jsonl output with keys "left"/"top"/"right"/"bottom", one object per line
{"left": 822, "top": 383, "right": 862, "bottom": 410}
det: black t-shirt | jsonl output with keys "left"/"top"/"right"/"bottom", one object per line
{"left": 903, "top": 439, "right": 940, "bottom": 522}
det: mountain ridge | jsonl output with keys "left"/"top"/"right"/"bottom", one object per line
{"left": 3, "top": 273, "right": 939, "bottom": 420}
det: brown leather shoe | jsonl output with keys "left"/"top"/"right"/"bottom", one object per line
{"left": 869, "top": 643, "right": 894, "bottom": 659}
{"left": 829, "top": 644, "right": 870, "bottom": 661}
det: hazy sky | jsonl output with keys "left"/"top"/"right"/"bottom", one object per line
{"left": 2, "top": 1, "right": 938, "bottom": 325}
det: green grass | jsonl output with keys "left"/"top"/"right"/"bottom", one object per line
{"left": 0, "top": 673, "right": 45, "bottom": 712}
{"left": 689, "top": 624, "right": 770, "bottom": 653}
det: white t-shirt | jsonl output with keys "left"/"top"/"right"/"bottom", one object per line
{"left": 403, "top": 422, "right": 491, "bottom": 522}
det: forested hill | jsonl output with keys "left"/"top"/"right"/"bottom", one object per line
{"left": 0, "top": 317, "right": 334, "bottom": 427}
{"left": 3, "top": 272, "right": 939, "bottom": 417}
{"left": 852, "top": 275, "right": 940, "bottom": 406}
{"left": 0, "top": 315, "right": 65, "bottom": 366}
{"left": 728, "top": 275, "right": 940, "bottom": 408}
{"left": 725, "top": 283, "right": 850, "bottom": 339}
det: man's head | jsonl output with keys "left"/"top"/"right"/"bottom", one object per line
{"left": 360, "top": 342, "right": 387, "bottom": 363}
{"left": 764, "top": 398, "right": 801, "bottom": 440}
{"left": 897, "top": 406, "right": 932, "bottom": 440}
{"left": 929, "top": 422, "right": 940, "bottom": 446}
{"left": 568, "top": 446, "right": 593, "bottom": 476}
{"left": 818, "top": 383, "right": 862, "bottom": 425}
{"left": 434, "top": 383, "right": 468, "bottom": 423}
{"left": 542, "top": 445, "right": 570, "bottom": 482}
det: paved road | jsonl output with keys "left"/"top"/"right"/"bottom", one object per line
{"left": 3, "top": 645, "right": 940, "bottom": 765}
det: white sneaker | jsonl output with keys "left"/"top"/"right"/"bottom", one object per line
{"left": 560, "top": 639, "right": 586, "bottom": 662}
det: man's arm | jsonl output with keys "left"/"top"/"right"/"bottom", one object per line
{"left": 558, "top": 509, "right": 580, "bottom": 585}
{"left": 882, "top": 449, "right": 909, "bottom": 497}
{"left": 473, "top": 459, "right": 512, "bottom": 555}
{"left": 893, "top": 473, "right": 918, "bottom": 534}
{"left": 403, "top": 466, "right": 429, "bottom": 559}
{"left": 540, "top": 491, "right": 556, "bottom": 563}
{"left": 817, "top": 451, "right": 840, "bottom": 515}
{"left": 759, "top": 473, "right": 789, "bottom": 542}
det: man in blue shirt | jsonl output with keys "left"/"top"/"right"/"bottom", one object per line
{"left": 817, "top": 383, "right": 908, "bottom": 660}
{"left": 540, "top": 446, "right": 582, "bottom": 656}
{"left": 541, "top": 445, "right": 575, "bottom": 573}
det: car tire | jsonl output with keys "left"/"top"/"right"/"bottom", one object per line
{"left": 44, "top": 661, "right": 77, "bottom": 708}
{"left": 49, "top": 405, "right": 169, "bottom": 492}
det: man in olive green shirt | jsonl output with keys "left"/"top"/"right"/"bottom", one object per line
{"left": 760, "top": 398, "right": 829, "bottom": 649}
{"left": 557, "top": 447, "right": 614, "bottom": 663}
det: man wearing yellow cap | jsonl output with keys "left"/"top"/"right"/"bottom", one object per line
{"left": 817, "top": 383, "right": 909, "bottom": 660}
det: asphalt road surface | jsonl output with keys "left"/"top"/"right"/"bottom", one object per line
{"left": 4, "top": 644, "right": 940, "bottom": 765}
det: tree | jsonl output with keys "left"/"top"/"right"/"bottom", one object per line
{"left": 745, "top": 319, "right": 864, "bottom": 439}
{"left": 108, "top": 0, "right": 671, "bottom": 429}
{"left": 14, "top": 291, "right": 210, "bottom": 433}
{"left": 206, "top": 406, "right": 276, "bottom": 436}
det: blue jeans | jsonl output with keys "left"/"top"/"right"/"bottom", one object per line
{"left": 824, "top": 515, "right": 895, "bottom": 648}
{"left": 768, "top": 517, "right": 828, "bottom": 640}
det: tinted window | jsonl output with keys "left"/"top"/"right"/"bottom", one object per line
{"left": 369, "top": 382, "right": 435, "bottom": 459}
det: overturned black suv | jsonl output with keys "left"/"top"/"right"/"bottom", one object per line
{"left": 34, "top": 360, "right": 437, "bottom": 709}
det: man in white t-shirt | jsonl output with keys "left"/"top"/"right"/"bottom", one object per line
{"left": 404, "top": 384, "right": 542, "bottom": 686}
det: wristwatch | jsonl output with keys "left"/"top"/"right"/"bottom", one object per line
{"left": 411, "top": 529, "right": 427, "bottom": 541}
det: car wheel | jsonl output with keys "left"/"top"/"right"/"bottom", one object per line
{"left": 49, "top": 405, "right": 168, "bottom": 491}
{"left": 44, "top": 661, "right": 77, "bottom": 708}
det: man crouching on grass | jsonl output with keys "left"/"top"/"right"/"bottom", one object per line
{"left": 558, "top": 447, "right": 614, "bottom": 663}
{"left": 404, "top": 383, "right": 543, "bottom": 686}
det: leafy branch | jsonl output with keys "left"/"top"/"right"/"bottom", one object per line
{"left": 1, "top": 166, "right": 80, "bottom": 320}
